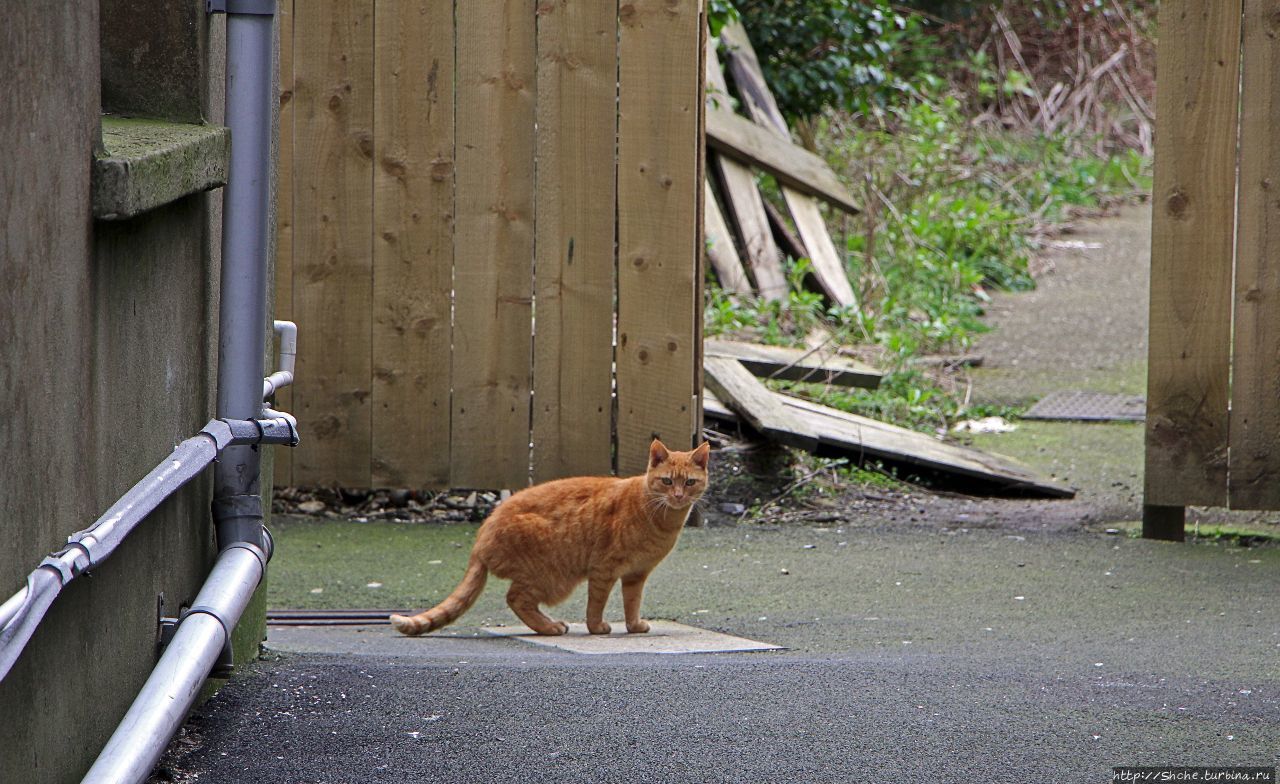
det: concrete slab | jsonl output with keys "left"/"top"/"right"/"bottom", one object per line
{"left": 482, "top": 620, "right": 783, "bottom": 655}
{"left": 266, "top": 624, "right": 525, "bottom": 660}
{"left": 265, "top": 620, "right": 782, "bottom": 658}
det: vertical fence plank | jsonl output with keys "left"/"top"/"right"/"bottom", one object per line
{"left": 1230, "top": 0, "right": 1280, "bottom": 509}
{"left": 1144, "top": 0, "right": 1241, "bottom": 508}
{"left": 531, "top": 0, "right": 617, "bottom": 483}
{"left": 291, "top": 0, "right": 375, "bottom": 487}
{"left": 273, "top": 0, "right": 295, "bottom": 487}
{"left": 371, "top": 0, "right": 454, "bottom": 489}
{"left": 452, "top": 0, "right": 536, "bottom": 488}
{"left": 616, "top": 0, "right": 703, "bottom": 475}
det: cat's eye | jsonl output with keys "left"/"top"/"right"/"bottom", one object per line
{"left": 684, "top": 478, "right": 698, "bottom": 486}
{"left": 660, "top": 477, "right": 673, "bottom": 485}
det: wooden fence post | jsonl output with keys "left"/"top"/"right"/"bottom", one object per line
{"left": 1143, "top": 0, "right": 1241, "bottom": 534}
{"left": 1229, "top": 0, "right": 1280, "bottom": 510}
{"left": 370, "top": 0, "right": 455, "bottom": 488}
{"left": 616, "top": 0, "right": 704, "bottom": 476}
{"left": 291, "top": 0, "right": 375, "bottom": 488}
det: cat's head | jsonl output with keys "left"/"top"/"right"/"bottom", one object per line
{"left": 645, "top": 439, "right": 711, "bottom": 509}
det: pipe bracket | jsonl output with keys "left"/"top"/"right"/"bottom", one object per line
{"left": 211, "top": 493, "right": 262, "bottom": 523}
{"left": 38, "top": 545, "right": 91, "bottom": 584}
{"left": 217, "top": 416, "right": 299, "bottom": 447}
{"left": 206, "top": 0, "right": 276, "bottom": 15}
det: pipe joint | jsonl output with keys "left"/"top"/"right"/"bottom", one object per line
{"left": 38, "top": 545, "right": 91, "bottom": 585}
{"left": 206, "top": 0, "right": 276, "bottom": 15}
{"left": 211, "top": 495, "right": 265, "bottom": 551}
{"left": 254, "top": 416, "right": 299, "bottom": 446}
{"left": 217, "top": 416, "right": 299, "bottom": 447}
{"left": 220, "top": 539, "right": 270, "bottom": 571}
{"left": 199, "top": 419, "right": 236, "bottom": 451}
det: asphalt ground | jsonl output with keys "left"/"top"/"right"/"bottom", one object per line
{"left": 159, "top": 521, "right": 1279, "bottom": 783}
{"left": 153, "top": 205, "right": 1280, "bottom": 783}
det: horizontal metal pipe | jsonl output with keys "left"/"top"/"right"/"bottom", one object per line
{"left": 67, "top": 432, "right": 221, "bottom": 566}
{"left": 82, "top": 543, "right": 266, "bottom": 784}
{"left": 0, "top": 569, "right": 61, "bottom": 681}
{"left": 0, "top": 587, "right": 26, "bottom": 630}
{"left": 0, "top": 434, "right": 220, "bottom": 682}
{"left": 0, "top": 416, "right": 293, "bottom": 685}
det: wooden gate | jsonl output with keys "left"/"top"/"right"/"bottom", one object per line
{"left": 1144, "top": 0, "right": 1280, "bottom": 537}
{"left": 273, "top": 0, "right": 705, "bottom": 490}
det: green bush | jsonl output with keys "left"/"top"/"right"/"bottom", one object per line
{"left": 712, "top": 0, "right": 937, "bottom": 123}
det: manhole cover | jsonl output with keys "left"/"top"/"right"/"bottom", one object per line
{"left": 1023, "top": 391, "right": 1146, "bottom": 422}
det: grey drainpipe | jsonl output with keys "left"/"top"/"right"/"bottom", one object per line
{"left": 212, "top": 0, "right": 276, "bottom": 552}
{"left": 82, "top": 3, "right": 280, "bottom": 781}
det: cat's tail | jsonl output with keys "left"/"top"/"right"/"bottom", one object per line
{"left": 389, "top": 556, "right": 488, "bottom": 636}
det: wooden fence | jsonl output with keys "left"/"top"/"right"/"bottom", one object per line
{"left": 273, "top": 0, "right": 705, "bottom": 490}
{"left": 1144, "top": 0, "right": 1280, "bottom": 537}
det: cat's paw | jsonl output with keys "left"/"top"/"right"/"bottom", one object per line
{"left": 626, "top": 619, "right": 651, "bottom": 634}
{"left": 538, "top": 620, "right": 569, "bottom": 636}
{"left": 587, "top": 620, "right": 612, "bottom": 635}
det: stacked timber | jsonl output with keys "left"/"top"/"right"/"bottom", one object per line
{"left": 704, "top": 23, "right": 858, "bottom": 308}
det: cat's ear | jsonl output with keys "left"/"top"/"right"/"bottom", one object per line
{"left": 649, "top": 439, "right": 670, "bottom": 468}
{"left": 691, "top": 441, "right": 710, "bottom": 470}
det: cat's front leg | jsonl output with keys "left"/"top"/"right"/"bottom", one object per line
{"left": 585, "top": 575, "right": 615, "bottom": 634}
{"left": 621, "top": 573, "right": 650, "bottom": 634}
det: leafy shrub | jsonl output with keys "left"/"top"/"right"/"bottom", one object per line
{"left": 712, "top": 0, "right": 938, "bottom": 123}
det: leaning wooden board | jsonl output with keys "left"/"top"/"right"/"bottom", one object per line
{"left": 703, "top": 357, "right": 818, "bottom": 451}
{"left": 705, "top": 339, "right": 881, "bottom": 389}
{"left": 704, "top": 181, "right": 753, "bottom": 296}
{"left": 705, "top": 41, "right": 787, "bottom": 300}
{"left": 705, "top": 106, "right": 859, "bottom": 215}
{"left": 702, "top": 358, "right": 1073, "bottom": 498}
{"left": 720, "top": 22, "right": 858, "bottom": 309}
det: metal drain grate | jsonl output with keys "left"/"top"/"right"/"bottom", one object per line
{"left": 1023, "top": 391, "right": 1146, "bottom": 422}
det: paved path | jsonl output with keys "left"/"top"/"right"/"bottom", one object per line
{"left": 162, "top": 523, "right": 1278, "bottom": 783}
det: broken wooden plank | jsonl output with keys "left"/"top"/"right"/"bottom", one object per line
{"left": 706, "top": 105, "right": 859, "bottom": 215}
{"left": 702, "top": 358, "right": 1073, "bottom": 497}
{"left": 705, "top": 44, "right": 786, "bottom": 300}
{"left": 703, "top": 356, "right": 819, "bottom": 451}
{"left": 779, "top": 394, "right": 1074, "bottom": 497}
{"left": 720, "top": 22, "right": 857, "bottom": 308}
{"left": 702, "top": 386, "right": 737, "bottom": 422}
{"left": 704, "top": 179, "right": 753, "bottom": 295}
{"left": 720, "top": 22, "right": 788, "bottom": 135}
{"left": 784, "top": 194, "right": 856, "bottom": 307}
{"left": 705, "top": 339, "right": 881, "bottom": 389}
{"left": 762, "top": 197, "right": 806, "bottom": 262}
{"left": 710, "top": 153, "right": 788, "bottom": 301}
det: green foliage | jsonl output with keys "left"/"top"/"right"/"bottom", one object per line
{"left": 725, "top": 0, "right": 937, "bottom": 123}
{"left": 705, "top": 82, "right": 1151, "bottom": 434}
{"left": 704, "top": 2, "right": 1153, "bottom": 435}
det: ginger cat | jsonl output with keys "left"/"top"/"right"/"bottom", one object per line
{"left": 390, "top": 439, "right": 710, "bottom": 637}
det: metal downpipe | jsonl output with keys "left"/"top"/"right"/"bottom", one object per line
{"left": 81, "top": 4, "right": 281, "bottom": 781}
{"left": 213, "top": 7, "right": 275, "bottom": 551}
{"left": 81, "top": 542, "right": 269, "bottom": 784}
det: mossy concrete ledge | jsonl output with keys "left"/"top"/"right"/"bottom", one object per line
{"left": 93, "top": 116, "right": 230, "bottom": 220}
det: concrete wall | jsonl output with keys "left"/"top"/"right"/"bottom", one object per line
{"left": 0, "top": 2, "right": 268, "bottom": 781}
